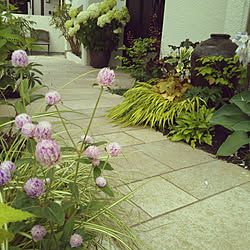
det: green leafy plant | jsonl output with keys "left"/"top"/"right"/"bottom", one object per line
{"left": 65, "top": 0, "right": 130, "bottom": 52}
{"left": 168, "top": 105, "right": 215, "bottom": 148}
{"left": 0, "top": 65, "right": 144, "bottom": 249}
{"left": 0, "top": 61, "right": 43, "bottom": 99}
{"left": 107, "top": 81, "right": 204, "bottom": 130}
{"left": 183, "top": 86, "right": 224, "bottom": 108}
{"left": 152, "top": 74, "right": 193, "bottom": 102}
{"left": 209, "top": 90, "right": 250, "bottom": 156}
{"left": 0, "top": 1, "right": 36, "bottom": 61}
{"left": 50, "top": 3, "right": 81, "bottom": 56}
{"left": 195, "top": 55, "right": 246, "bottom": 98}
{"left": 116, "top": 37, "right": 161, "bottom": 81}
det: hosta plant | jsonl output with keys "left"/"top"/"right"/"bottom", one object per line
{"left": 168, "top": 105, "right": 215, "bottom": 148}
{"left": 107, "top": 81, "right": 204, "bottom": 130}
{"left": 209, "top": 90, "right": 250, "bottom": 156}
{"left": 0, "top": 56, "right": 144, "bottom": 249}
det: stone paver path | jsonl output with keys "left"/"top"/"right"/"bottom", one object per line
{"left": 1, "top": 55, "right": 249, "bottom": 249}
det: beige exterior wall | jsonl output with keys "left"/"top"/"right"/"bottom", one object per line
{"left": 14, "top": 14, "right": 66, "bottom": 53}
{"left": 161, "top": 0, "right": 250, "bottom": 57}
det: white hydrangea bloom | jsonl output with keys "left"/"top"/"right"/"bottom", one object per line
{"left": 68, "top": 27, "right": 76, "bottom": 37}
{"left": 65, "top": 20, "right": 73, "bottom": 29}
{"left": 97, "top": 14, "right": 111, "bottom": 27}
{"left": 77, "top": 11, "right": 89, "bottom": 23}
{"left": 87, "top": 3, "right": 100, "bottom": 19}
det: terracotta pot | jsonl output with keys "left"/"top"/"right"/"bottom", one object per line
{"left": 89, "top": 49, "right": 111, "bottom": 68}
{"left": 191, "top": 34, "right": 238, "bottom": 86}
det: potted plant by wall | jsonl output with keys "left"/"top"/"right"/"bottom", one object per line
{"left": 65, "top": 0, "right": 130, "bottom": 68}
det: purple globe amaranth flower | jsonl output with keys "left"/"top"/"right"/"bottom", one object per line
{"left": 92, "top": 158, "right": 100, "bottom": 166}
{"left": 35, "top": 139, "right": 61, "bottom": 166}
{"left": 86, "top": 145, "right": 100, "bottom": 159}
{"left": 31, "top": 225, "right": 47, "bottom": 241}
{"left": 45, "top": 90, "right": 61, "bottom": 105}
{"left": 0, "top": 167, "right": 11, "bottom": 186}
{"left": 97, "top": 67, "right": 115, "bottom": 87}
{"left": 96, "top": 176, "right": 106, "bottom": 187}
{"left": 21, "top": 123, "right": 36, "bottom": 138}
{"left": 34, "top": 121, "right": 53, "bottom": 141}
{"left": 81, "top": 134, "right": 92, "bottom": 144}
{"left": 70, "top": 233, "right": 83, "bottom": 248}
{"left": 106, "top": 142, "right": 121, "bottom": 157}
{"left": 11, "top": 50, "right": 29, "bottom": 67}
{"left": 15, "top": 113, "right": 32, "bottom": 129}
{"left": 1, "top": 161, "right": 15, "bottom": 172}
{"left": 24, "top": 178, "right": 45, "bottom": 198}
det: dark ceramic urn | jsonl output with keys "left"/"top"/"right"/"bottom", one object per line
{"left": 191, "top": 34, "right": 238, "bottom": 86}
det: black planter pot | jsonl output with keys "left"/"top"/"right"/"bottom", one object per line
{"left": 191, "top": 34, "right": 238, "bottom": 86}
{"left": 89, "top": 49, "right": 111, "bottom": 68}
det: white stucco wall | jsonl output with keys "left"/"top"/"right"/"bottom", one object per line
{"left": 161, "top": 0, "right": 249, "bottom": 57}
{"left": 14, "top": 14, "right": 65, "bottom": 53}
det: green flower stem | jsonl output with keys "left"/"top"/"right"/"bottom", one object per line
{"left": 0, "top": 191, "right": 8, "bottom": 250}
{"left": 31, "top": 139, "right": 38, "bottom": 177}
{"left": 80, "top": 86, "right": 103, "bottom": 152}
{"left": 101, "top": 155, "right": 109, "bottom": 175}
{"left": 73, "top": 86, "right": 103, "bottom": 201}
{"left": 49, "top": 221, "right": 59, "bottom": 250}
{"left": 44, "top": 166, "right": 55, "bottom": 205}
{"left": 55, "top": 105, "right": 78, "bottom": 151}
{"left": 20, "top": 71, "right": 26, "bottom": 113}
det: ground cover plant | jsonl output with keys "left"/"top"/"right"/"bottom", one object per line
{"left": 108, "top": 33, "right": 249, "bottom": 168}
{"left": 0, "top": 50, "right": 145, "bottom": 249}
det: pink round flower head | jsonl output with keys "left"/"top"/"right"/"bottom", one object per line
{"left": 86, "top": 145, "right": 100, "bottom": 159}
{"left": 35, "top": 139, "right": 61, "bottom": 166}
{"left": 0, "top": 167, "right": 11, "bottom": 186}
{"left": 11, "top": 50, "right": 29, "bottom": 67}
{"left": 97, "top": 67, "right": 115, "bottom": 87}
{"left": 106, "top": 142, "right": 121, "bottom": 157}
{"left": 34, "top": 121, "right": 52, "bottom": 141}
{"left": 21, "top": 123, "right": 36, "bottom": 138}
{"left": 96, "top": 176, "right": 106, "bottom": 187}
{"left": 81, "top": 134, "right": 92, "bottom": 144}
{"left": 45, "top": 90, "right": 61, "bottom": 105}
{"left": 1, "top": 161, "right": 15, "bottom": 172}
{"left": 15, "top": 113, "right": 32, "bottom": 129}
{"left": 92, "top": 158, "right": 100, "bottom": 166}
{"left": 24, "top": 178, "right": 45, "bottom": 198}
{"left": 31, "top": 225, "right": 47, "bottom": 241}
{"left": 70, "top": 233, "right": 83, "bottom": 248}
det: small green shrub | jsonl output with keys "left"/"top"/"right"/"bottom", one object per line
{"left": 116, "top": 38, "right": 162, "bottom": 81}
{"left": 195, "top": 55, "right": 246, "bottom": 99}
{"left": 168, "top": 105, "right": 215, "bottom": 148}
{"left": 183, "top": 86, "right": 224, "bottom": 108}
{"left": 209, "top": 90, "right": 250, "bottom": 156}
{"left": 106, "top": 82, "right": 204, "bottom": 130}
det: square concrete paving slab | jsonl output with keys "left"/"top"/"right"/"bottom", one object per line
{"left": 125, "top": 128, "right": 168, "bottom": 143}
{"left": 93, "top": 131, "right": 144, "bottom": 147}
{"left": 110, "top": 146, "right": 173, "bottom": 182}
{"left": 161, "top": 160, "right": 250, "bottom": 199}
{"left": 133, "top": 185, "right": 249, "bottom": 249}
{"left": 118, "top": 177, "right": 197, "bottom": 217}
{"left": 135, "top": 140, "right": 215, "bottom": 170}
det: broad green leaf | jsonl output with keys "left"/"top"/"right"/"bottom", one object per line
{"left": 60, "top": 216, "right": 74, "bottom": 247}
{"left": 92, "top": 141, "right": 107, "bottom": 147}
{"left": 0, "top": 116, "right": 13, "bottom": 132}
{"left": 14, "top": 101, "right": 26, "bottom": 114}
{"left": 0, "top": 202, "right": 35, "bottom": 227}
{"left": 0, "top": 228, "right": 14, "bottom": 244}
{"left": 0, "top": 39, "right": 7, "bottom": 48}
{"left": 217, "top": 131, "right": 250, "bottom": 156}
{"left": 43, "top": 202, "right": 65, "bottom": 225}
{"left": 231, "top": 121, "right": 250, "bottom": 131}
{"left": 93, "top": 166, "right": 101, "bottom": 180}
{"left": 75, "top": 158, "right": 92, "bottom": 164}
{"left": 230, "top": 90, "right": 250, "bottom": 116}
{"left": 61, "top": 146, "right": 77, "bottom": 152}
{"left": 19, "top": 79, "right": 30, "bottom": 103}
{"left": 86, "top": 201, "right": 107, "bottom": 211}
{"left": 98, "top": 161, "right": 114, "bottom": 170}
{"left": 98, "top": 185, "right": 114, "bottom": 197}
